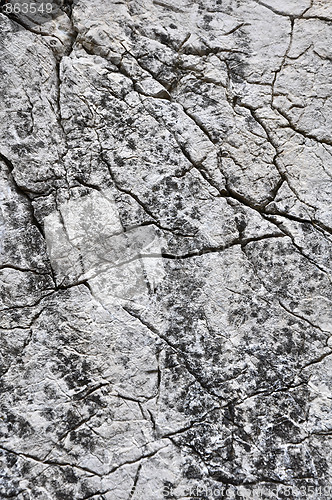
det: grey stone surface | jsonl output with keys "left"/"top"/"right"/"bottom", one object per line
{"left": 0, "top": 0, "right": 332, "bottom": 498}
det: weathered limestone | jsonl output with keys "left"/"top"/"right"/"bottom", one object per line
{"left": 1, "top": 0, "right": 332, "bottom": 498}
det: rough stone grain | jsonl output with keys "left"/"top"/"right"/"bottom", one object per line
{"left": 0, "top": 0, "right": 332, "bottom": 499}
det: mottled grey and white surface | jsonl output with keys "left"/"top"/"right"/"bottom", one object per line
{"left": 1, "top": 0, "right": 332, "bottom": 498}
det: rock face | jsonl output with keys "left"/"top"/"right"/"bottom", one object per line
{"left": 0, "top": 0, "right": 332, "bottom": 498}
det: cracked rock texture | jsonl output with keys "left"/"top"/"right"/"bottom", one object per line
{"left": 0, "top": 0, "right": 332, "bottom": 498}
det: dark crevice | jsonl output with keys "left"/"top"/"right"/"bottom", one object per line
{"left": 160, "top": 234, "right": 284, "bottom": 260}
{"left": 123, "top": 305, "right": 237, "bottom": 402}
{"left": 108, "top": 445, "right": 168, "bottom": 475}
{"left": 275, "top": 106, "right": 332, "bottom": 146}
{"left": 278, "top": 300, "right": 330, "bottom": 335}
{"left": 0, "top": 152, "right": 45, "bottom": 238}
{"left": 253, "top": 0, "right": 313, "bottom": 19}
{"left": 128, "top": 463, "right": 143, "bottom": 500}
{"left": 0, "top": 264, "right": 46, "bottom": 275}
{"left": 0, "top": 444, "right": 102, "bottom": 477}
